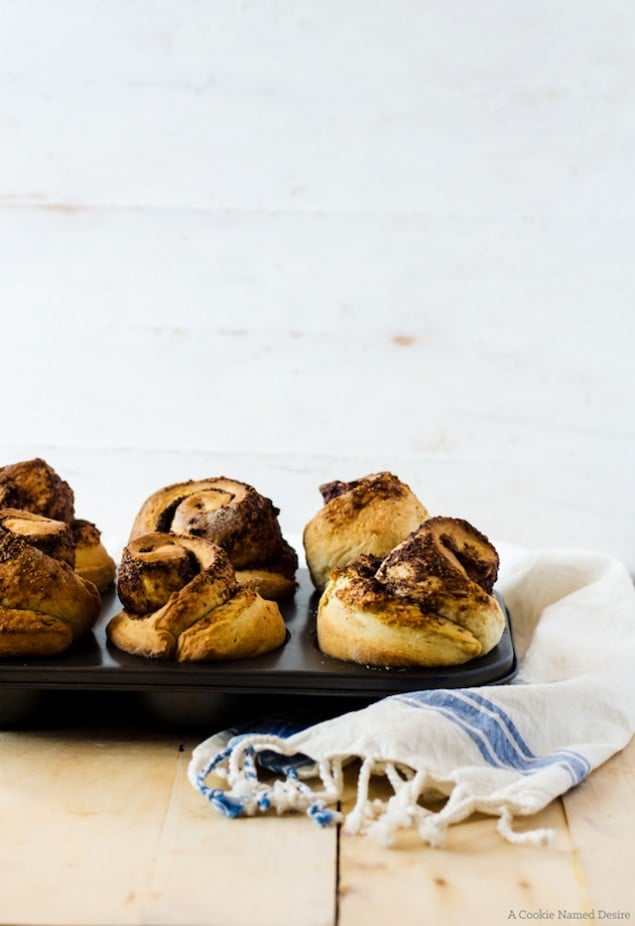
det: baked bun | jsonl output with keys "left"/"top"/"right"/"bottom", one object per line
{"left": 316, "top": 516, "right": 505, "bottom": 667}
{"left": 0, "top": 530, "right": 101, "bottom": 657}
{"left": 107, "top": 533, "right": 287, "bottom": 661}
{"left": 128, "top": 477, "right": 297, "bottom": 600}
{"left": 0, "top": 458, "right": 115, "bottom": 593}
{"left": 303, "top": 472, "right": 429, "bottom": 590}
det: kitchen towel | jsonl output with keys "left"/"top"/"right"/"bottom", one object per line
{"left": 188, "top": 545, "right": 635, "bottom": 847}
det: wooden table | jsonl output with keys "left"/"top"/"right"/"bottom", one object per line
{"left": 0, "top": 692, "right": 632, "bottom": 926}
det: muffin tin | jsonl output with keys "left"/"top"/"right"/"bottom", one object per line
{"left": 0, "top": 569, "right": 517, "bottom": 699}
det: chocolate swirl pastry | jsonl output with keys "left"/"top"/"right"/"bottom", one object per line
{"left": 128, "top": 477, "right": 297, "bottom": 600}
{"left": 107, "top": 533, "right": 287, "bottom": 661}
{"left": 303, "top": 471, "right": 429, "bottom": 591}
{"left": 0, "top": 458, "right": 116, "bottom": 593}
{"left": 0, "top": 530, "right": 101, "bottom": 657}
{"left": 316, "top": 516, "right": 505, "bottom": 667}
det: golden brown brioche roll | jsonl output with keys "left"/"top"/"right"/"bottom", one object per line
{"left": 0, "top": 458, "right": 115, "bottom": 592}
{"left": 316, "top": 517, "right": 505, "bottom": 667}
{"left": 303, "top": 471, "right": 429, "bottom": 591}
{"left": 107, "top": 533, "right": 287, "bottom": 662}
{"left": 128, "top": 477, "right": 297, "bottom": 600}
{"left": 0, "top": 458, "right": 75, "bottom": 523}
{"left": 71, "top": 519, "right": 116, "bottom": 594}
{"left": 0, "top": 530, "right": 101, "bottom": 657}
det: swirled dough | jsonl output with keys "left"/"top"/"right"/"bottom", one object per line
{"left": 107, "top": 532, "right": 287, "bottom": 661}
{"left": 316, "top": 517, "right": 505, "bottom": 667}
{"left": 303, "top": 471, "right": 429, "bottom": 590}
{"left": 0, "top": 530, "right": 101, "bottom": 656}
{"left": 128, "top": 477, "right": 297, "bottom": 600}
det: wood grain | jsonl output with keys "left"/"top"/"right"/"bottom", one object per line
{"left": 0, "top": 729, "right": 337, "bottom": 926}
{"left": 0, "top": 731, "right": 178, "bottom": 925}
{"left": 145, "top": 743, "right": 337, "bottom": 926}
{"left": 0, "top": 726, "right": 632, "bottom": 925}
{"left": 561, "top": 736, "right": 635, "bottom": 913}
{"left": 337, "top": 767, "right": 591, "bottom": 926}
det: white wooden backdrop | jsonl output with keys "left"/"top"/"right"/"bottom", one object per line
{"left": 1, "top": 1, "right": 633, "bottom": 572}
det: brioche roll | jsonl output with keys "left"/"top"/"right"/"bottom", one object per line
{"left": 317, "top": 517, "right": 505, "bottom": 667}
{"left": 0, "top": 530, "right": 101, "bottom": 657}
{"left": 303, "top": 471, "right": 429, "bottom": 590}
{"left": 107, "top": 533, "right": 286, "bottom": 661}
{"left": 128, "top": 477, "right": 297, "bottom": 600}
{"left": 0, "top": 458, "right": 115, "bottom": 592}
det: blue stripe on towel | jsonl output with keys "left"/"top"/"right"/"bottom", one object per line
{"left": 395, "top": 690, "right": 590, "bottom": 785}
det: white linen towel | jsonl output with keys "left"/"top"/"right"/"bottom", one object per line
{"left": 188, "top": 545, "right": 635, "bottom": 847}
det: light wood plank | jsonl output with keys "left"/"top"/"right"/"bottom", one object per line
{"left": 562, "top": 737, "right": 635, "bottom": 914}
{"left": 144, "top": 741, "right": 337, "bottom": 926}
{"left": 0, "top": 730, "right": 179, "bottom": 926}
{"left": 0, "top": 729, "right": 338, "bottom": 926}
{"left": 337, "top": 766, "right": 590, "bottom": 926}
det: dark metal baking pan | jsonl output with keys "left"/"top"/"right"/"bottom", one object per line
{"left": 0, "top": 570, "right": 517, "bottom": 698}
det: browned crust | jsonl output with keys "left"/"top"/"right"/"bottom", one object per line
{"left": 108, "top": 532, "right": 286, "bottom": 662}
{"left": 0, "top": 508, "right": 75, "bottom": 566}
{"left": 70, "top": 518, "right": 102, "bottom": 547}
{"left": 0, "top": 458, "right": 75, "bottom": 524}
{"left": 316, "top": 517, "right": 504, "bottom": 667}
{"left": 0, "top": 530, "right": 101, "bottom": 656}
{"left": 128, "top": 477, "right": 297, "bottom": 599}
{"left": 318, "top": 471, "right": 413, "bottom": 510}
{"left": 0, "top": 459, "right": 115, "bottom": 594}
{"left": 118, "top": 534, "right": 200, "bottom": 613}
{"left": 375, "top": 516, "right": 499, "bottom": 604}
{"left": 317, "top": 577, "right": 483, "bottom": 667}
{"left": 303, "top": 471, "right": 429, "bottom": 590}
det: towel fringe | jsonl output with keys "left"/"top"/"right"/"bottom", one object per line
{"left": 497, "top": 807, "right": 555, "bottom": 847}
{"left": 192, "top": 737, "right": 556, "bottom": 848}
